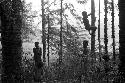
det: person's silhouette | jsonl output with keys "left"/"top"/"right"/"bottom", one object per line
{"left": 33, "top": 42, "right": 43, "bottom": 82}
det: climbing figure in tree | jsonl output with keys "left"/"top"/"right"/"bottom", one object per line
{"left": 33, "top": 42, "right": 43, "bottom": 82}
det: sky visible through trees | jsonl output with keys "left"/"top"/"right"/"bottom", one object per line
{"left": 25, "top": 0, "right": 119, "bottom": 52}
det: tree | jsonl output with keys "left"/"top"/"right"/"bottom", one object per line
{"left": 111, "top": 0, "right": 116, "bottom": 61}
{"left": 41, "top": 0, "right": 46, "bottom": 62}
{"left": 118, "top": 0, "right": 125, "bottom": 82}
{"left": 91, "top": 0, "right": 96, "bottom": 56}
{"left": 104, "top": 0, "right": 108, "bottom": 56}
{"left": 0, "top": 0, "right": 23, "bottom": 82}
{"left": 47, "top": 15, "right": 50, "bottom": 66}
{"left": 98, "top": 0, "right": 101, "bottom": 61}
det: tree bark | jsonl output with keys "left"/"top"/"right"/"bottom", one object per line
{"left": 91, "top": 0, "right": 96, "bottom": 55}
{"left": 118, "top": 0, "right": 125, "bottom": 82}
{"left": 47, "top": 15, "right": 50, "bottom": 66}
{"left": 111, "top": 0, "right": 116, "bottom": 61}
{"left": 59, "top": 0, "right": 63, "bottom": 65}
{"left": 104, "top": 0, "right": 108, "bottom": 56}
{"left": 0, "top": 0, "right": 23, "bottom": 82}
{"left": 41, "top": 0, "right": 46, "bottom": 63}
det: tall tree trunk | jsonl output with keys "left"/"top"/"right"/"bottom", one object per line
{"left": 98, "top": 0, "right": 101, "bottom": 61}
{"left": 47, "top": 15, "right": 50, "bottom": 66}
{"left": 59, "top": 0, "right": 63, "bottom": 65}
{"left": 118, "top": 0, "right": 125, "bottom": 82}
{"left": 0, "top": 0, "right": 23, "bottom": 82}
{"left": 91, "top": 0, "right": 96, "bottom": 55}
{"left": 111, "top": 0, "right": 116, "bottom": 61}
{"left": 104, "top": 0, "right": 108, "bottom": 56}
{"left": 58, "top": 0, "right": 63, "bottom": 80}
{"left": 104, "top": 0, "right": 109, "bottom": 82}
{"left": 41, "top": 0, "right": 46, "bottom": 63}
{"left": 91, "top": 1, "right": 97, "bottom": 82}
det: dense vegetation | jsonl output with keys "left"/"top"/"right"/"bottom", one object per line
{"left": 0, "top": 0, "right": 121, "bottom": 83}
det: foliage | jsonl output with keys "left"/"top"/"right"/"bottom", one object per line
{"left": 21, "top": 44, "right": 119, "bottom": 82}
{"left": 19, "top": 0, "right": 120, "bottom": 82}
{"left": 21, "top": 0, "right": 37, "bottom": 41}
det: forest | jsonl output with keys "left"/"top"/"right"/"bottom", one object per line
{"left": 0, "top": 0, "right": 124, "bottom": 83}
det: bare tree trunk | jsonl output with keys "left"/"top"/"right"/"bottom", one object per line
{"left": 118, "top": 0, "right": 125, "bottom": 82}
{"left": 104, "top": 0, "right": 109, "bottom": 83}
{"left": 58, "top": 0, "right": 63, "bottom": 80}
{"left": 41, "top": 0, "right": 46, "bottom": 63}
{"left": 91, "top": 0, "right": 97, "bottom": 82}
{"left": 0, "top": 0, "right": 23, "bottom": 82}
{"left": 91, "top": 0, "right": 96, "bottom": 55}
{"left": 59, "top": 0, "right": 63, "bottom": 65}
{"left": 47, "top": 15, "right": 50, "bottom": 66}
{"left": 98, "top": 0, "right": 101, "bottom": 61}
{"left": 104, "top": 0, "right": 108, "bottom": 56}
{"left": 111, "top": 0, "right": 116, "bottom": 61}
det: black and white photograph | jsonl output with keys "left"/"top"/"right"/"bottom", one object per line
{"left": 0, "top": 0, "right": 124, "bottom": 83}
